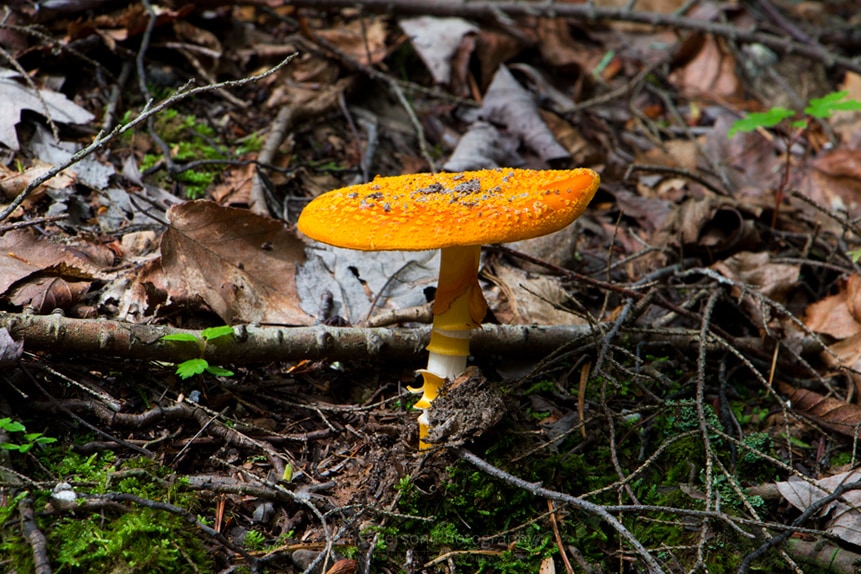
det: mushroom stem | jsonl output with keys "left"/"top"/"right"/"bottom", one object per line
{"left": 414, "top": 244, "right": 487, "bottom": 448}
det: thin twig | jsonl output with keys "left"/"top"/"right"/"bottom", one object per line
{"left": 457, "top": 448, "right": 667, "bottom": 574}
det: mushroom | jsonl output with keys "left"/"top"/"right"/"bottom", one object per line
{"left": 297, "top": 168, "right": 600, "bottom": 447}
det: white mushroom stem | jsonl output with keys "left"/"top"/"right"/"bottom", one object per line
{"left": 413, "top": 245, "right": 487, "bottom": 447}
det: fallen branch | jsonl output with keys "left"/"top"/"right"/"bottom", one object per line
{"left": 289, "top": 1, "right": 861, "bottom": 75}
{"left": 0, "top": 311, "right": 596, "bottom": 363}
{"left": 0, "top": 311, "right": 781, "bottom": 367}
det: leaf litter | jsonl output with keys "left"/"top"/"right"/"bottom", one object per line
{"left": 4, "top": 1, "right": 861, "bottom": 572}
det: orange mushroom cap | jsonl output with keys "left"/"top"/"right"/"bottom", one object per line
{"left": 297, "top": 168, "right": 600, "bottom": 251}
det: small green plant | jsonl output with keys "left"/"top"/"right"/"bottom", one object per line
{"left": 728, "top": 91, "right": 861, "bottom": 226}
{"left": 161, "top": 325, "right": 235, "bottom": 379}
{"left": 244, "top": 529, "right": 266, "bottom": 551}
{"left": 0, "top": 417, "right": 57, "bottom": 453}
{"left": 728, "top": 91, "right": 861, "bottom": 137}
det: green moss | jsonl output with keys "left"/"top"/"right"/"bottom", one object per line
{"left": 0, "top": 450, "right": 210, "bottom": 573}
{"left": 138, "top": 109, "right": 229, "bottom": 199}
{"left": 51, "top": 507, "right": 211, "bottom": 572}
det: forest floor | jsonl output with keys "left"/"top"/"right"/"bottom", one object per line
{"left": 3, "top": 1, "right": 861, "bottom": 573}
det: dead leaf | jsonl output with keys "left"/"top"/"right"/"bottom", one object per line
{"left": 0, "top": 68, "right": 94, "bottom": 151}
{"left": 831, "top": 72, "right": 861, "bottom": 148}
{"left": 0, "top": 160, "right": 76, "bottom": 200}
{"left": 315, "top": 18, "right": 387, "bottom": 66}
{"left": 0, "top": 328, "right": 24, "bottom": 366}
{"left": 479, "top": 66, "right": 569, "bottom": 165}
{"left": 777, "top": 381, "right": 861, "bottom": 437}
{"left": 325, "top": 559, "right": 358, "bottom": 574}
{"left": 804, "top": 274, "right": 861, "bottom": 340}
{"left": 798, "top": 149, "right": 861, "bottom": 219}
{"left": 296, "top": 246, "right": 437, "bottom": 325}
{"left": 535, "top": 18, "right": 605, "bottom": 73}
{"left": 0, "top": 230, "right": 107, "bottom": 302}
{"left": 484, "top": 263, "right": 587, "bottom": 326}
{"left": 654, "top": 197, "right": 761, "bottom": 254}
{"left": 159, "top": 200, "right": 313, "bottom": 325}
{"left": 702, "top": 112, "right": 785, "bottom": 198}
{"left": 671, "top": 35, "right": 741, "bottom": 99}
{"left": 399, "top": 16, "right": 478, "bottom": 89}
{"left": 638, "top": 139, "right": 700, "bottom": 172}
{"left": 210, "top": 162, "right": 255, "bottom": 205}
{"left": 776, "top": 468, "right": 861, "bottom": 546}
{"left": 539, "top": 556, "right": 556, "bottom": 574}
{"left": 475, "top": 28, "right": 525, "bottom": 88}
{"left": 612, "top": 188, "right": 674, "bottom": 233}
{"left": 711, "top": 251, "right": 799, "bottom": 301}
{"left": 443, "top": 121, "right": 520, "bottom": 172}
{"left": 8, "top": 276, "right": 91, "bottom": 313}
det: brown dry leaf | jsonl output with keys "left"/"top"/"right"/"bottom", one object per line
{"left": 475, "top": 28, "right": 525, "bottom": 89}
{"left": 638, "top": 139, "right": 700, "bottom": 172}
{"left": 325, "top": 559, "right": 358, "bottom": 574}
{"left": 0, "top": 160, "right": 76, "bottom": 200}
{"left": 0, "top": 230, "right": 106, "bottom": 295}
{"left": 210, "top": 162, "right": 255, "bottom": 206}
{"left": 671, "top": 35, "right": 740, "bottom": 100}
{"left": 799, "top": 149, "right": 861, "bottom": 219}
{"left": 812, "top": 148, "right": 861, "bottom": 181}
{"left": 315, "top": 17, "right": 387, "bottom": 66}
{"left": 8, "top": 276, "right": 90, "bottom": 313}
{"left": 711, "top": 251, "right": 799, "bottom": 301}
{"left": 535, "top": 18, "right": 604, "bottom": 72}
{"left": 823, "top": 332, "right": 861, "bottom": 374}
{"left": 654, "top": 197, "right": 761, "bottom": 254}
{"left": 540, "top": 109, "right": 599, "bottom": 166}
{"left": 67, "top": 3, "right": 193, "bottom": 47}
{"left": 776, "top": 468, "right": 861, "bottom": 547}
{"left": 159, "top": 200, "right": 313, "bottom": 325}
{"left": 484, "top": 263, "right": 587, "bottom": 326}
{"left": 777, "top": 381, "right": 861, "bottom": 437}
{"left": 0, "top": 230, "right": 112, "bottom": 314}
{"left": 173, "top": 19, "right": 222, "bottom": 57}
{"left": 702, "top": 112, "right": 785, "bottom": 199}
{"left": 804, "top": 274, "right": 861, "bottom": 340}
{"left": 612, "top": 189, "right": 674, "bottom": 233}
{"left": 831, "top": 72, "right": 861, "bottom": 148}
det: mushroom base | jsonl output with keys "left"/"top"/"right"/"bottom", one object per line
{"left": 414, "top": 245, "right": 487, "bottom": 449}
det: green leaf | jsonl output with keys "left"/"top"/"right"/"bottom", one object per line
{"left": 805, "top": 91, "right": 861, "bottom": 118}
{"left": 161, "top": 333, "right": 201, "bottom": 343}
{"left": 0, "top": 443, "right": 21, "bottom": 451}
{"left": 728, "top": 107, "right": 795, "bottom": 137}
{"left": 201, "top": 325, "right": 234, "bottom": 342}
{"left": 0, "top": 418, "right": 26, "bottom": 433}
{"left": 204, "top": 365, "right": 234, "bottom": 377}
{"left": 175, "top": 359, "right": 209, "bottom": 379}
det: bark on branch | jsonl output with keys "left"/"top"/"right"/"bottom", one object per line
{"left": 0, "top": 311, "right": 597, "bottom": 364}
